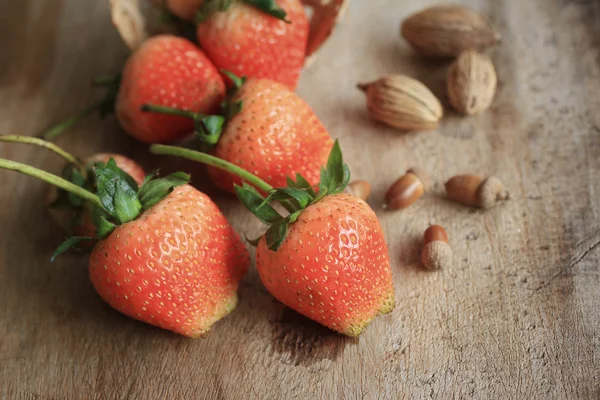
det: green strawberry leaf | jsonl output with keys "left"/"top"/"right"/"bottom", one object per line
{"left": 222, "top": 100, "right": 243, "bottom": 121}
{"left": 219, "top": 70, "right": 246, "bottom": 121}
{"left": 221, "top": 70, "right": 246, "bottom": 90}
{"left": 97, "top": 157, "right": 140, "bottom": 192}
{"left": 92, "top": 207, "right": 118, "bottom": 239}
{"left": 55, "top": 163, "right": 89, "bottom": 209}
{"left": 139, "top": 172, "right": 156, "bottom": 189}
{"left": 312, "top": 185, "right": 329, "bottom": 204}
{"left": 51, "top": 236, "right": 95, "bottom": 261}
{"left": 287, "top": 210, "right": 302, "bottom": 224}
{"left": 66, "top": 168, "right": 86, "bottom": 207}
{"left": 138, "top": 172, "right": 190, "bottom": 210}
{"left": 287, "top": 173, "right": 317, "bottom": 197}
{"left": 196, "top": 115, "right": 225, "bottom": 146}
{"left": 317, "top": 140, "right": 349, "bottom": 196}
{"left": 265, "top": 219, "right": 289, "bottom": 251}
{"left": 262, "top": 187, "right": 313, "bottom": 211}
{"left": 244, "top": 0, "right": 289, "bottom": 22}
{"left": 235, "top": 184, "right": 283, "bottom": 225}
{"left": 114, "top": 183, "right": 142, "bottom": 223}
{"left": 94, "top": 158, "right": 141, "bottom": 223}
{"left": 340, "top": 163, "right": 351, "bottom": 192}
{"left": 325, "top": 140, "right": 344, "bottom": 192}
{"left": 318, "top": 165, "right": 331, "bottom": 198}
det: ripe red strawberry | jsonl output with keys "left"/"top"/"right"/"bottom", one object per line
{"left": 89, "top": 184, "right": 249, "bottom": 337}
{"left": 196, "top": 0, "right": 309, "bottom": 90}
{"left": 211, "top": 78, "right": 332, "bottom": 191}
{"left": 0, "top": 144, "right": 249, "bottom": 337}
{"left": 255, "top": 193, "right": 394, "bottom": 336}
{"left": 116, "top": 35, "right": 226, "bottom": 143}
{"left": 144, "top": 77, "right": 333, "bottom": 193}
{"left": 42, "top": 35, "right": 225, "bottom": 144}
{"left": 151, "top": 139, "right": 396, "bottom": 336}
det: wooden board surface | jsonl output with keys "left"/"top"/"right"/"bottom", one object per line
{"left": 1, "top": 0, "right": 599, "bottom": 398}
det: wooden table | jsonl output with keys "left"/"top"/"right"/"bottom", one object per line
{"left": 1, "top": 0, "right": 598, "bottom": 398}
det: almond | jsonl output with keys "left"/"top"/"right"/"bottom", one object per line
{"left": 448, "top": 50, "right": 497, "bottom": 115}
{"left": 401, "top": 5, "right": 500, "bottom": 58}
{"left": 358, "top": 75, "right": 443, "bottom": 131}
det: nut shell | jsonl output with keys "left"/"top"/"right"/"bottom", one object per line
{"left": 477, "top": 176, "right": 504, "bottom": 209}
{"left": 423, "top": 225, "right": 449, "bottom": 244}
{"left": 401, "top": 4, "right": 500, "bottom": 58}
{"left": 445, "top": 175, "right": 484, "bottom": 207}
{"left": 385, "top": 169, "right": 428, "bottom": 210}
{"left": 358, "top": 75, "right": 443, "bottom": 131}
{"left": 421, "top": 241, "right": 453, "bottom": 270}
{"left": 445, "top": 175, "right": 507, "bottom": 208}
{"left": 448, "top": 50, "right": 497, "bottom": 115}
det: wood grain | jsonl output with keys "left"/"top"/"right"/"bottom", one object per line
{"left": 1, "top": 0, "right": 599, "bottom": 398}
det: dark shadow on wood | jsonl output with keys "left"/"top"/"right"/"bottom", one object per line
{"left": 269, "top": 307, "right": 355, "bottom": 366}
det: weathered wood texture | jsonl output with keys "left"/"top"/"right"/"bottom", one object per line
{"left": 1, "top": 0, "right": 599, "bottom": 398}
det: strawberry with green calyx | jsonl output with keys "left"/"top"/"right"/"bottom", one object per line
{"left": 42, "top": 35, "right": 225, "bottom": 144}
{"left": 195, "top": 0, "right": 309, "bottom": 89}
{"left": 0, "top": 148, "right": 249, "bottom": 337}
{"left": 0, "top": 135, "right": 145, "bottom": 238}
{"left": 150, "top": 140, "right": 396, "bottom": 336}
{"left": 142, "top": 72, "right": 334, "bottom": 193}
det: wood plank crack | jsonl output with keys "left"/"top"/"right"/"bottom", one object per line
{"left": 535, "top": 236, "right": 600, "bottom": 292}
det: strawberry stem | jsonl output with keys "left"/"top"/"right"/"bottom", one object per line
{"left": 140, "top": 104, "right": 203, "bottom": 119}
{"left": 142, "top": 104, "right": 225, "bottom": 148}
{"left": 150, "top": 144, "right": 273, "bottom": 193}
{"left": 0, "top": 135, "right": 83, "bottom": 168}
{"left": 0, "top": 158, "right": 104, "bottom": 210}
{"left": 41, "top": 100, "right": 105, "bottom": 141}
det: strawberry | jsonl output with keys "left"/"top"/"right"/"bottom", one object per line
{"left": 143, "top": 76, "right": 334, "bottom": 193}
{"left": 88, "top": 184, "right": 249, "bottom": 337}
{"left": 151, "top": 140, "right": 396, "bottom": 336}
{"left": 116, "top": 35, "right": 226, "bottom": 143}
{"left": 0, "top": 144, "right": 249, "bottom": 337}
{"left": 254, "top": 193, "right": 394, "bottom": 336}
{"left": 43, "top": 35, "right": 225, "bottom": 144}
{"left": 196, "top": 0, "right": 309, "bottom": 90}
